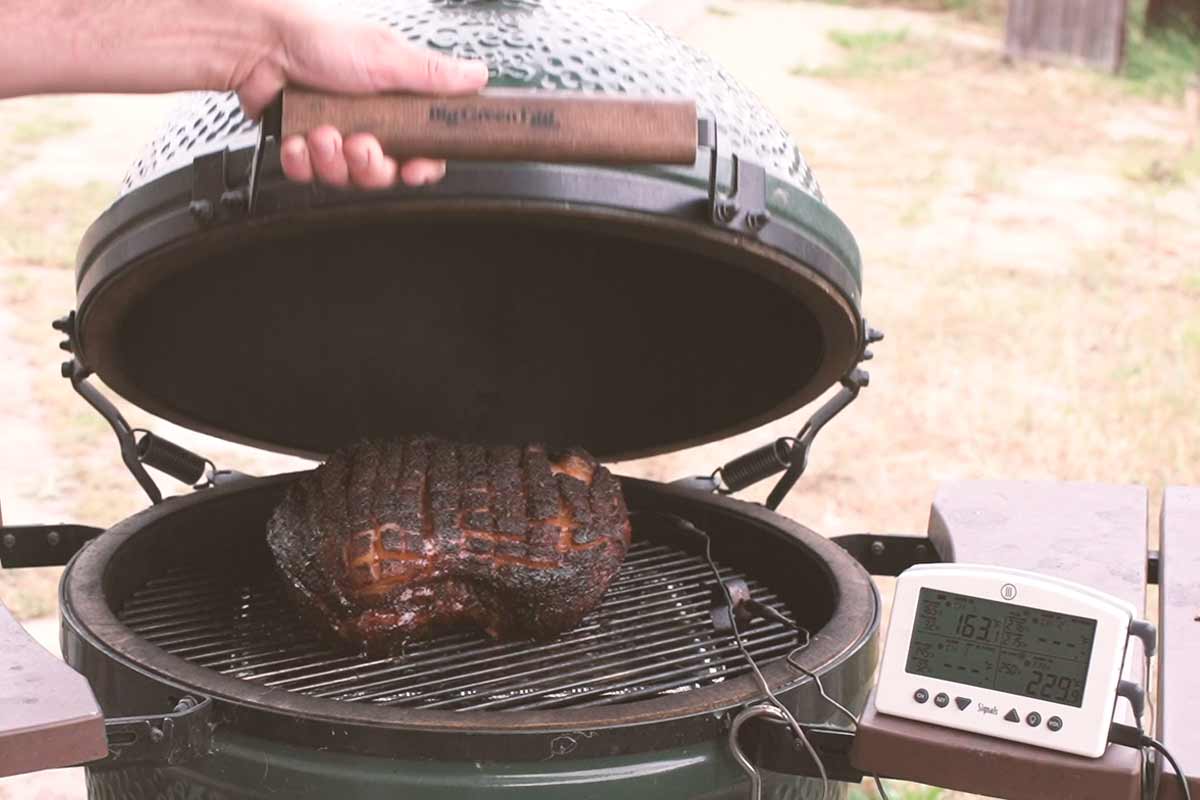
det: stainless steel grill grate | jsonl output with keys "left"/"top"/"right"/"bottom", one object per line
{"left": 118, "top": 540, "right": 801, "bottom": 711}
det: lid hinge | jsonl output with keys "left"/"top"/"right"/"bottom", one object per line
{"left": 675, "top": 323, "right": 884, "bottom": 507}
{"left": 55, "top": 312, "right": 244, "bottom": 505}
{"left": 699, "top": 118, "right": 771, "bottom": 235}
{"left": 91, "top": 696, "right": 213, "bottom": 768}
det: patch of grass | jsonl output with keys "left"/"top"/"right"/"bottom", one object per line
{"left": 900, "top": 197, "right": 934, "bottom": 226}
{"left": 1121, "top": 0, "right": 1200, "bottom": 100}
{"left": 1110, "top": 362, "right": 1145, "bottom": 382}
{"left": 806, "top": 0, "right": 1006, "bottom": 25}
{"left": 830, "top": 27, "right": 911, "bottom": 51}
{"left": 899, "top": 156, "right": 949, "bottom": 227}
{"left": 1119, "top": 141, "right": 1200, "bottom": 187}
{"left": 0, "top": 568, "right": 64, "bottom": 620}
{"left": 0, "top": 180, "right": 113, "bottom": 267}
{"left": 706, "top": 4, "right": 736, "bottom": 15}
{"left": 0, "top": 101, "right": 88, "bottom": 176}
{"left": 924, "top": 0, "right": 1004, "bottom": 22}
{"left": 851, "top": 780, "right": 945, "bottom": 800}
{"left": 9, "top": 111, "right": 87, "bottom": 148}
{"left": 1, "top": 269, "right": 35, "bottom": 299}
{"left": 1184, "top": 321, "right": 1200, "bottom": 355}
{"left": 973, "top": 159, "right": 1013, "bottom": 195}
{"left": 794, "top": 28, "right": 934, "bottom": 78}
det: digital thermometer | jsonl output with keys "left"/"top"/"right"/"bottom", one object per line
{"left": 875, "top": 564, "right": 1139, "bottom": 758}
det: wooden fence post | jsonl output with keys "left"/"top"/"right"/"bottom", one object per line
{"left": 1006, "top": 0, "right": 1130, "bottom": 74}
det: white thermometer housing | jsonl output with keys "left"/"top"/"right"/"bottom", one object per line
{"left": 876, "top": 564, "right": 1136, "bottom": 758}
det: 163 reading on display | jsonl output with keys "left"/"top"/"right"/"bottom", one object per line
{"left": 905, "top": 588, "right": 1097, "bottom": 707}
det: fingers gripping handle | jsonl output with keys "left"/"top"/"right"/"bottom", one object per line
{"left": 280, "top": 88, "right": 699, "bottom": 164}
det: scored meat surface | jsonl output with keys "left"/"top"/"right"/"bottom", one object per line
{"left": 266, "top": 435, "right": 632, "bottom": 652}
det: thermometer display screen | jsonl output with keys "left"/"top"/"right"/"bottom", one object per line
{"left": 905, "top": 588, "right": 1098, "bottom": 707}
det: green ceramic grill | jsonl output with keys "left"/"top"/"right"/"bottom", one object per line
{"left": 52, "top": 1, "right": 880, "bottom": 798}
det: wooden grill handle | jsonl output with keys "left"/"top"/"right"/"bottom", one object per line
{"left": 281, "top": 88, "right": 698, "bottom": 165}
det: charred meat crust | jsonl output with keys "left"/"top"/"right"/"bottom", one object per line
{"left": 266, "top": 435, "right": 632, "bottom": 652}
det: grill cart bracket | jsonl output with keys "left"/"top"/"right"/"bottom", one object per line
{"left": 829, "top": 534, "right": 944, "bottom": 576}
{"left": 0, "top": 524, "right": 104, "bottom": 569}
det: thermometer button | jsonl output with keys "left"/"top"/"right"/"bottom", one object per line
{"left": 934, "top": 693, "right": 950, "bottom": 708}
{"left": 1047, "top": 716, "right": 1063, "bottom": 732}
{"left": 1026, "top": 712, "right": 1042, "bottom": 727}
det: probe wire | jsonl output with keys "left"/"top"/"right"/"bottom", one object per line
{"left": 1143, "top": 735, "right": 1192, "bottom": 800}
{"left": 636, "top": 511, "right": 895, "bottom": 800}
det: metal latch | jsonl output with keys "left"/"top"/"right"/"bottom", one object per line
{"left": 699, "top": 119, "right": 771, "bottom": 235}
{"left": 93, "top": 697, "right": 213, "bottom": 768}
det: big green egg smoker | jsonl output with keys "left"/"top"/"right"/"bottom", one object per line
{"left": 3, "top": 0, "right": 892, "bottom": 797}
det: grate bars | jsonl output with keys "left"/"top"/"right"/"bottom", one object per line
{"left": 119, "top": 540, "right": 801, "bottom": 711}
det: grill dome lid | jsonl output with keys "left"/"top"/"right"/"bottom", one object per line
{"left": 73, "top": 0, "right": 865, "bottom": 463}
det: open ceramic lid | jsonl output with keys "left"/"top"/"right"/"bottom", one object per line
{"left": 71, "top": 0, "right": 865, "bottom": 463}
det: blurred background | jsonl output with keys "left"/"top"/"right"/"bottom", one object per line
{"left": 1, "top": 0, "right": 1196, "bottom": 797}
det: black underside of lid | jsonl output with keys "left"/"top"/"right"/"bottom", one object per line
{"left": 74, "top": 0, "right": 867, "bottom": 463}
{"left": 77, "top": 203, "right": 856, "bottom": 462}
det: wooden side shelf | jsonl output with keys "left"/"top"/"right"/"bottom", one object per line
{"left": 853, "top": 691, "right": 1143, "bottom": 800}
{"left": 0, "top": 603, "right": 106, "bottom": 777}
{"left": 1157, "top": 487, "right": 1200, "bottom": 800}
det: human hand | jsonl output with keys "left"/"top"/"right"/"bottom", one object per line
{"left": 0, "top": 1, "right": 486, "bottom": 188}
{"left": 236, "top": 5, "right": 489, "bottom": 189}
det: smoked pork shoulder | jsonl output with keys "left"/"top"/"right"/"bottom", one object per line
{"left": 266, "top": 435, "right": 632, "bottom": 651}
